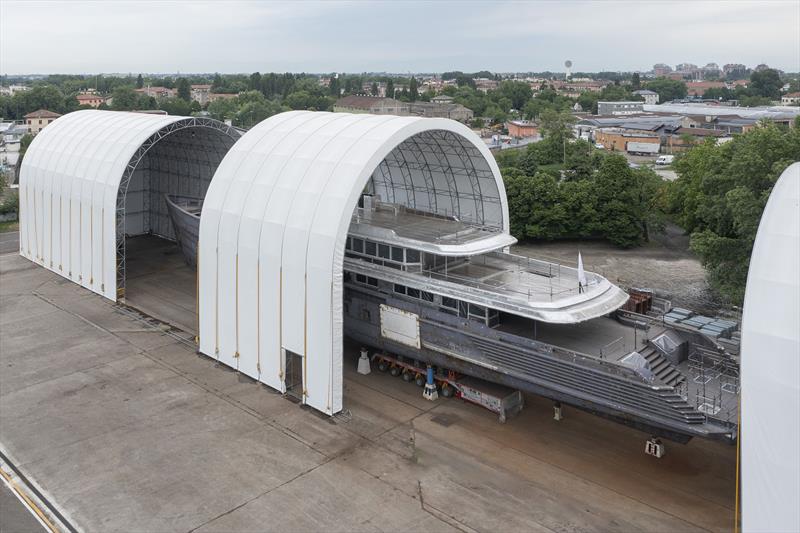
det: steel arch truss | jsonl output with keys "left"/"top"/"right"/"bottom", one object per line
{"left": 115, "top": 117, "right": 239, "bottom": 299}
{"left": 371, "top": 129, "right": 502, "bottom": 228}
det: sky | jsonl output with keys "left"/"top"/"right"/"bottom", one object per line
{"left": 1, "top": 0, "right": 799, "bottom": 75}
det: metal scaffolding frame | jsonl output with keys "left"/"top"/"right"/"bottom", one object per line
{"left": 371, "top": 130, "right": 502, "bottom": 229}
{"left": 115, "top": 117, "right": 238, "bottom": 299}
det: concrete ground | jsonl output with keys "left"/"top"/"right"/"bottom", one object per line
{"left": 0, "top": 482, "right": 44, "bottom": 533}
{"left": 0, "top": 233, "right": 737, "bottom": 532}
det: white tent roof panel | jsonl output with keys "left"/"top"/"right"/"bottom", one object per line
{"left": 198, "top": 111, "right": 510, "bottom": 414}
{"left": 19, "top": 110, "right": 238, "bottom": 300}
{"left": 741, "top": 162, "right": 800, "bottom": 533}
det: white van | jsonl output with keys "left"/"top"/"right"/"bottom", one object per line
{"left": 656, "top": 155, "right": 674, "bottom": 166}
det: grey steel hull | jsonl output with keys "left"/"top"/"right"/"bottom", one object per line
{"left": 343, "top": 283, "right": 737, "bottom": 443}
{"left": 165, "top": 194, "right": 202, "bottom": 268}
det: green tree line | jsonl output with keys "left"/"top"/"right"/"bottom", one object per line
{"left": 666, "top": 119, "right": 800, "bottom": 305}
{"left": 495, "top": 111, "right": 665, "bottom": 248}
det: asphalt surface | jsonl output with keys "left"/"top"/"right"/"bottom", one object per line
{"left": 0, "top": 231, "right": 18, "bottom": 256}
{"left": 0, "top": 482, "right": 44, "bottom": 533}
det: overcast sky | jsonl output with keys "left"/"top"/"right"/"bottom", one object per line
{"left": 2, "top": 1, "right": 798, "bottom": 75}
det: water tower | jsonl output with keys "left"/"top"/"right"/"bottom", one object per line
{"left": 565, "top": 60, "right": 573, "bottom": 80}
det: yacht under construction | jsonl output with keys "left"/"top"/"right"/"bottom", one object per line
{"left": 169, "top": 192, "right": 740, "bottom": 446}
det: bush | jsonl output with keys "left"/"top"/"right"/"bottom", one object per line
{"left": 0, "top": 190, "right": 19, "bottom": 216}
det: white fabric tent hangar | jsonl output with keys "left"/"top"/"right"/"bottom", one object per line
{"left": 198, "top": 110, "right": 510, "bottom": 415}
{"left": 18, "top": 110, "right": 240, "bottom": 300}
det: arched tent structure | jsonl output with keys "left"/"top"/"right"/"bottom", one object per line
{"left": 198, "top": 110, "right": 509, "bottom": 415}
{"left": 741, "top": 162, "right": 799, "bottom": 532}
{"left": 18, "top": 110, "right": 239, "bottom": 301}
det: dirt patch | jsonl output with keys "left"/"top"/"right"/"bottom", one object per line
{"left": 512, "top": 223, "right": 723, "bottom": 314}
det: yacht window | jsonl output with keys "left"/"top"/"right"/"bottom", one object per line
{"left": 345, "top": 237, "right": 351, "bottom": 250}
{"left": 406, "top": 249, "right": 420, "bottom": 263}
{"left": 407, "top": 287, "right": 420, "bottom": 299}
{"left": 356, "top": 274, "right": 367, "bottom": 284}
{"left": 367, "top": 276, "right": 379, "bottom": 287}
{"left": 365, "top": 241, "right": 377, "bottom": 256}
{"left": 421, "top": 291, "right": 434, "bottom": 302}
{"left": 378, "top": 244, "right": 390, "bottom": 259}
{"left": 394, "top": 284, "right": 406, "bottom": 295}
{"left": 352, "top": 238, "right": 364, "bottom": 253}
{"left": 441, "top": 296, "right": 458, "bottom": 309}
{"left": 391, "top": 247, "right": 404, "bottom": 262}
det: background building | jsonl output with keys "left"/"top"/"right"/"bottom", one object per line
{"left": 506, "top": 120, "right": 538, "bottom": 138}
{"left": 190, "top": 84, "right": 212, "bottom": 105}
{"left": 24, "top": 109, "right": 61, "bottom": 134}
{"left": 334, "top": 95, "right": 409, "bottom": 115}
{"left": 633, "top": 90, "right": 659, "bottom": 105}
{"left": 597, "top": 101, "right": 644, "bottom": 115}
{"left": 76, "top": 93, "right": 106, "bottom": 108}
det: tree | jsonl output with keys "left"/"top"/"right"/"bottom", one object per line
{"left": 234, "top": 99, "right": 284, "bottom": 129}
{"left": 158, "top": 97, "right": 192, "bottom": 116}
{"left": 668, "top": 123, "right": 800, "bottom": 304}
{"left": 497, "top": 80, "right": 532, "bottom": 111}
{"left": 576, "top": 91, "right": 599, "bottom": 114}
{"left": 594, "top": 155, "right": 648, "bottom": 247}
{"left": 598, "top": 84, "right": 635, "bottom": 102}
{"left": 518, "top": 144, "right": 538, "bottom": 176}
{"left": 136, "top": 74, "right": 144, "bottom": 89}
{"left": 176, "top": 78, "right": 191, "bottom": 101}
{"left": 646, "top": 77, "right": 688, "bottom": 102}
{"left": 749, "top": 69, "right": 782, "bottom": 99}
{"left": 249, "top": 72, "right": 262, "bottom": 92}
{"left": 212, "top": 73, "right": 224, "bottom": 92}
{"left": 386, "top": 79, "right": 395, "bottom": 98}
{"left": 703, "top": 87, "right": 734, "bottom": 101}
{"left": 329, "top": 76, "right": 341, "bottom": 97}
{"left": 538, "top": 109, "right": 577, "bottom": 163}
{"left": 739, "top": 95, "right": 774, "bottom": 107}
{"left": 111, "top": 86, "right": 140, "bottom": 110}
{"left": 370, "top": 82, "right": 379, "bottom": 96}
{"left": 409, "top": 77, "right": 418, "bottom": 102}
{"left": 207, "top": 96, "right": 239, "bottom": 122}
{"left": 631, "top": 72, "right": 641, "bottom": 91}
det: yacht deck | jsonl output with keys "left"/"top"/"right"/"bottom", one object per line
{"left": 349, "top": 204, "right": 516, "bottom": 256}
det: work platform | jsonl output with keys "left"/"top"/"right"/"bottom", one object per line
{"left": 0, "top": 235, "right": 737, "bottom": 532}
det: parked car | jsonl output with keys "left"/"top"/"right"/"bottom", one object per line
{"left": 656, "top": 155, "right": 675, "bottom": 166}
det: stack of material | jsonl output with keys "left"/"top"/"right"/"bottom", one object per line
{"left": 663, "top": 309, "right": 738, "bottom": 339}
{"left": 663, "top": 307, "right": 693, "bottom": 325}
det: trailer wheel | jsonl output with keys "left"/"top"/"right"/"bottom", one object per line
{"left": 402, "top": 371, "right": 413, "bottom": 382}
{"left": 390, "top": 366, "right": 401, "bottom": 377}
{"left": 377, "top": 361, "right": 389, "bottom": 372}
{"left": 415, "top": 375, "right": 426, "bottom": 387}
{"left": 441, "top": 384, "right": 454, "bottom": 398}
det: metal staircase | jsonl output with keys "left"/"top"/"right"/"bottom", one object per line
{"left": 639, "top": 344, "right": 685, "bottom": 388}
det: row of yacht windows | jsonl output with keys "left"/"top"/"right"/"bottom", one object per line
{"left": 345, "top": 237, "right": 421, "bottom": 266}
{"left": 344, "top": 272, "right": 499, "bottom": 326}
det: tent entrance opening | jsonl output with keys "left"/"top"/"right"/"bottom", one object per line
{"left": 285, "top": 351, "right": 304, "bottom": 401}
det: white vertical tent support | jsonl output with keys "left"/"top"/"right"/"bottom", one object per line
{"left": 198, "top": 111, "right": 509, "bottom": 415}
{"left": 18, "top": 110, "right": 239, "bottom": 301}
{"left": 741, "top": 162, "right": 800, "bottom": 533}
